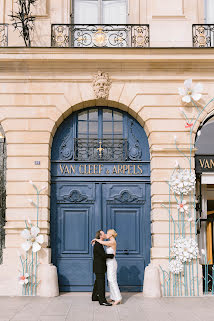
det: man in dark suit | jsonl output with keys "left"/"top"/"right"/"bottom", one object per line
{"left": 92, "top": 230, "right": 114, "bottom": 306}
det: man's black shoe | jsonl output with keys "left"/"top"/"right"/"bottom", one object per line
{"left": 92, "top": 295, "right": 99, "bottom": 301}
{"left": 99, "top": 302, "right": 112, "bottom": 306}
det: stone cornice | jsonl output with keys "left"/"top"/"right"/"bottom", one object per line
{"left": 0, "top": 47, "right": 214, "bottom": 74}
{"left": 0, "top": 47, "right": 214, "bottom": 61}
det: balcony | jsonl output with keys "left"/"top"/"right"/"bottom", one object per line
{"left": 0, "top": 24, "right": 8, "bottom": 47}
{"left": 1, "top": 23, "right": 214, "bottom": 48}
{"left": 193, "top": 24, "right": 214, "bottom": 47}
{"left": 51, "top": 24, "right": 150, "bottom": 48}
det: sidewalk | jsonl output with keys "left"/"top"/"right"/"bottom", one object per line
{"left": 0, "top": 292, "right": 213, "bottom": 321}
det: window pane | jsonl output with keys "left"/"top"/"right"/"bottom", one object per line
{"left": 114, "top": 122, "right": 123, "bottom": 134}
{"left": 88, "top": 133, "right": 98, "bottom": 138}
{"left": 103, "top": 134, "right": 113, "bottom": 139}
{"left": 78, "top": 133, "right": 87, "bottom": 138}
{"left": 78, "top": 121, "right": 87, "bottom": 133}
{"left": 113, "top": 111, "right": 123, "bottom": 121}
{"left": 89, "top": 110, "right": 98, "bottom": 120}
{"left": 103, "top": 109, "right": 112, "bottom": 121}
{"left": 78, "top": 111, "right": 87, "bottom": 120}
{"left": 103, "top": 122, "right": 113, "bottom": 134}
{"left": 102, "top": 0, "right": 127, "bottom": 24}
{"left": 74, "top": 0, "right": 99, "bottom": 24}
{"left": 89, "top": 121, "right": 98, "bottom": 133}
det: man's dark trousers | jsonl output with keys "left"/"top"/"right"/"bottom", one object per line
{"left": 92, "top": 273, "right": 105, "bottom": 302}
{"left": 92, "top": 241, "right": 114, "bottom": 303}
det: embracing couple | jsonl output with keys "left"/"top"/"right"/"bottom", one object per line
{"left": 91, "top": 229, "right": 122, "bottom": 306}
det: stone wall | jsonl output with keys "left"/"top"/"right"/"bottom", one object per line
{"left": 0, "top": 47, "right": 212, "bottom": 295}
{"left": 0, "top": 0, "right": 205, "bottom": 47}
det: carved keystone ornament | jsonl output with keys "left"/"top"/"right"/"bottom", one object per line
{"left": 92, "top": 71, "right": 111, "bottom": 99}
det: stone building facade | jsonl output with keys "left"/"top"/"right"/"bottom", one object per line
{"left": 0, "top": 0, "right": 213, "bottom": 296}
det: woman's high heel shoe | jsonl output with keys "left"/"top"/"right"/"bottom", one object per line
{"left": 113, "top": 300, "right": 122, "bottom": 305}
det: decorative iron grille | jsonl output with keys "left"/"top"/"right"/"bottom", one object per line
{"left": 51, "top": 24, "right": 149, "bottom": 48}
{"left": 0, "top": 133, "right": 6, "bottom": 264}
{"left": 193, "top": 24, "right": 214, "bottom": 47}
{"left": 0, "top": 24, "right": 8, "bottom": 47}
{"left": 74, "top": 138, "right": 128, "bottom": 161}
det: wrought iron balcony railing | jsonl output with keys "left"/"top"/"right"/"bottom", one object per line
{"left": 74, "top": 138, "right": 128, "bottom": 161}
{"left": 0, "top": 24, "right": 8, "bottom": 47}
{"left": 193, "top": 24, "right": 214, "bottom": 47}
{"left": 51, "top": 24, "right": 149, "bottom": 48}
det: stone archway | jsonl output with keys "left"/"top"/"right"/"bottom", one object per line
{"left": 50, "top": 105, "right": 151, "bottom": 292}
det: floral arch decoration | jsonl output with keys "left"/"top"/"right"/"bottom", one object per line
{"left": 160, "top": 79, "right": 214, "bottom": 296}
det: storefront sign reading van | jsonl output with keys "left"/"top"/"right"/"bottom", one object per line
{"left": 195, "top": 156, "right": 214, "bottom": 173}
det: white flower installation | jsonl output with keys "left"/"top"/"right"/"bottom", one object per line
{"left": 21, "top": 226, "right": 44, "bottom": 253}
{"left": 170, "top": 169, "right": 196, "bottom": 195}
{"left": 171, "top": 237, "right": 199, "bottom": 264}
{"left": 18, "top": 273, "right": 29, "bottom": 285}
{"left": 178, "top": 79, "right": 203, "bottom": 103}
{"left": 176, "top": 200, "right": 188, "bottom": 213}
{"left": 169, "top": 259, "right": 184, "bottom": 274}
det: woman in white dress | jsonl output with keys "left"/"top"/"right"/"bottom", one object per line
{"left": 92, "top": 229, "right": 122, "bottom": 305}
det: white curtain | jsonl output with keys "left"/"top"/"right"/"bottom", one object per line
{"left": 206, "top": 0, "right": 214, "bottom": 23}
{"left": 74, "top": 0, "right": 99, "bottom": 24}
{"left": 102, "top": 0, "right": 127, "bottom": 24}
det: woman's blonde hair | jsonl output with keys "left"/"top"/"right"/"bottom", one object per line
{"left": 107, "top": 229, "right": 118, "bottom": 238}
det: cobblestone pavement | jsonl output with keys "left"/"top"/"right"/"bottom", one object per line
{"left": 0, "top": 292, "right": 214, "bottom": 321}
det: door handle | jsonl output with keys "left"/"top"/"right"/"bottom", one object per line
{"left": 123, "top": 249, "right": 129, "bottom": 255}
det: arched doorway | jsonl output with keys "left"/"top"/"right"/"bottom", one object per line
{"left": 50, "top": 107, "right": 151, "bottom": 292}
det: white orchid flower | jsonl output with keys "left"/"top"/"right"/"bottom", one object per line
{"left": 21, "top": 226, "right": 44, "bottom": 252}
{"left": 18, "top": 273, "right": 29, "bottom": 285}
{"left": 178, "top": 79, "right": 203, "bottom": 103}
{"left": 177, "top": 200, "right": 188, "bottom": 213}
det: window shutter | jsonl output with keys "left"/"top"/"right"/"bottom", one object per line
{"left": 74, "top": 0, "right": 99, "bottom": 24}
{"left": 102, "top": 0, "right": 127, "bottom": 24}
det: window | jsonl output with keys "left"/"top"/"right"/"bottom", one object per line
{"left": 73, "top": 0, "right": 127, "bottom": 24}
{"left": 205, "top": 0, "right": 214, "bottom": 23}
{"left": 75, "top": 108, "right": 126, "bottom": 161}
{"left": 77, "top": 108, "right": 123, "bottom": 139}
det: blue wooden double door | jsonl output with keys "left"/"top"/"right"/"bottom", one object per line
{"left": 51, "top": 179, "right": 150, "bottom": 292}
